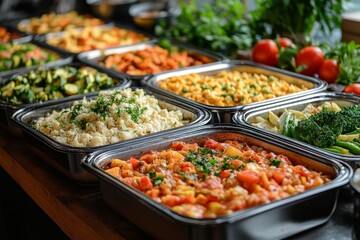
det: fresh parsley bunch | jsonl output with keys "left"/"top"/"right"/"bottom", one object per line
{"left": 155, "top": 0, "right": 252, "bottom": 57}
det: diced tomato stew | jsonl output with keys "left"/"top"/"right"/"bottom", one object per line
{"left": 103, "top": 139, "right": 332, "bottom": 218}
{"left": 102, "top": 45, "right": 214, "bottom": 76}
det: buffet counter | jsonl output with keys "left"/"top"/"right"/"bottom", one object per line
{"left": 0, "top": 129, "right": 355, "bottom": 240}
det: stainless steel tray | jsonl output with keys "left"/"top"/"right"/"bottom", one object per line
{"left": 82, "top": 124, "right": 352, "bottom": 240}
{"left": 11, "top": 87, "right": 211, "bottom": 183}
{"left": 142, "top": 60, "right": 327, "bottom": 123}
{"left": 0, "top": 38, "right": 71, "bottom": 78}
{"left": 0, "top": 24, "right": 32, "bottom": 43}
{"left": 77, "top": 39, "right": 225, "bottom": 86}
{"left": 36, "top": 23, "right": 153, "bottom": 56}
{"left": 0, "top": 59, "right": 131, "bottom": 135}
{"left": 234, "top": 91, "right": 360, "bottom": 165}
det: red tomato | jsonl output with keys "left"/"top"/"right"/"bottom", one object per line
{"left": 139, "top": 176, "right": 153, "bottom": 191}
{"left": 219, "top": 170, "right": 231, "bottom": 178}
{"left": 277, "top": 37, "right": 295, "bottom": 48}
{"left": 343, "top": 83, "right": 360, "bottom": 95}
{"left": 272, "top": 170, "right": 285, "bottom": 184}
{"left": 236, "top": 170, "right": 260, "bottom": 184}
{"left": 318, "top": 59, "right": 340, "bottom": 83}
{"left": 204, "top": 139, "right": 224, "bottom": 151}
{"left": 295, "top": 46, "right": 325, "bottom": 76}
{"left": 171, "top": 142, "right": 185, "bottom": 151}
{"left": 128, "top": 157, "right": 140, "bottom": 169}
{"left": 252, "top": 39, "right": 279, "bottom": 67}
{"left": 293, "top": 165, "right": 310, "bottom": 177}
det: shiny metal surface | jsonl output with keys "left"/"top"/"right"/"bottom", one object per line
{"left": 82, "top": 124, "right": 352, "bottom": 240}
{"left": 143, "top": 60, "right": 327, "bottom": 123}
{"left": 11, "top": 87, "right": 211, "bottom": 183}
{"left": 35, "top": 23, "right": 153, "bottom": 56}
{"left": 235, "top": 92, "right": 360, "bottom": 164}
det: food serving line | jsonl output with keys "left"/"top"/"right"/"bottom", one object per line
{"left": 0, "top": 10, "right": 359, "bottom": 240}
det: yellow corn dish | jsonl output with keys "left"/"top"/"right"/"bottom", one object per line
{"left": 158, "top": 71, "right": 309, "bottom": 106}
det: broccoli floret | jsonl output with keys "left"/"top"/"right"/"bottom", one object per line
{"left": 294, "top": 111, "right": 342, "bottom": 148}
{"left": 294, "top": 119, "right": 322, "bottom": 144}
{"left": 312, "top": 127, "right": 338, "bottom": 148}
{"left": 339, "top": 106, "right": 360, "bottom": 133}
{"left": 295, "top": 120, "right": 337, "bottom": 147}
{"left": 309, "top": 111, "right": 345, "bottom": 136}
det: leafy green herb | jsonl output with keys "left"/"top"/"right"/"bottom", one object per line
{"left": 324, "top": 41, "right": 360, "bottom": 85}
{"left": 250, "top": 0, "right": 344, "bottom": 41}
{"left": 185, "top": 147, "right": 218, "bottom": 176}
{"left": 149, "top": 170, "right": 164, "bottom": 186}
{"left": 155, "top": 0, "right": 252, "bottom": 57}
{"left": 270, "top": 158, "right": 281, "bottom": 168}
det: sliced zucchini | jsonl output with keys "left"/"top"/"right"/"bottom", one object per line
{"left": 1, "top": 81, "right": 15, "bottom": 91}
{"left": 64, "top": 83, "right": 79, "bottom": 95}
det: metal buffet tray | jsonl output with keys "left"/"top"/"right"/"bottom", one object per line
{"left": 11, "top": 87, "right": 211, "bottom": 183}
{"left": 0, "top": 58, "right": 131, "bottom": 134}
{"left": 234, "top": 91, "right": 360, "bottom": 165}
{"left": 36, "top": 23, "right": 153, "bottom": 56}
{"left": 0, "top": 24, "right": 32, "bottom": 43}
{"left": 81, "top": 124, "right": 352, "bottom": 240}
{"left": 77, "top": 39, "right": 225, "bottom": 86}
{"left": 142, "top": 60, "right": 327, "bottom": 123}
{"left": 0, "top": 37, "right": 71, "bottom": 78}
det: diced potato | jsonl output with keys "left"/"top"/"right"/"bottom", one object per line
{"left": 105, "top": 166, "right": 121, "bottom": 178}
{"left": 110, "top": 159, "right": 125, "bottom": 168}
{"left": 224, "top": 146, "right": 243, "bottom": 157}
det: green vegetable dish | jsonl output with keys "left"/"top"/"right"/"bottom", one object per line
{"left": 0, "top": 66, "right": 117, "bottom": 104}
{"left": 0, "top": 42, "right": 58, "bottom": 72}
{"left": 251, "top": 101, "right": 360, "bottom": 155}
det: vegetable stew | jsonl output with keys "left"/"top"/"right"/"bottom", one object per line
{"left": 103, "top": 138, "right": 331, "bottom": 218}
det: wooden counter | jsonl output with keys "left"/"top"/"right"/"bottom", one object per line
{"left": 0, "top": 129, "right": 354, "bottom": 240}
{"left": 0, "top": 129, "right": 152, "bottom": 240}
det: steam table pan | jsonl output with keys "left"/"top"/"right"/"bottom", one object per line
{"left": 0, "top": 24, "right": 32, "bottom": 43}
{"left": 234, "top": 91, "right": 360, "bottom": 166}
{"left": 0, "top": 58, "right": 131, "bottom": 134}
{"left": 77, "top": 39, "right": 224, "bottom": 86}
{"left": 11, "top": 87, "right": 211, "bottom": 183}
{"left": 82, "top": 124, "right": 351, "bottom": 240}
{"left": 0, "top": 37, "right": 71, "bottom": 78}
{"left": 36, "top": 23, "right": 153, "bottom": 57}
{"left": 142, "top": 60, "right": 327, "bottom": 123}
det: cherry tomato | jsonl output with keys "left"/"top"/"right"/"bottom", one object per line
{"left": 277, "top": 37, "right": 295, "bottom": 48}
{"left": 295, "top": 46, "right": 325, "bottom": 76}
{"left": 343, "top": 83, "right": 360, "bottom": 95}
{"left": 252, "top": 39, "right": 279, "bottom": 67}
{"left": 318, "top": 59, "right": 340, "bottom": 83}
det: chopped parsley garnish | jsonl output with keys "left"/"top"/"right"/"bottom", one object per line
{"left": 149, "top": 170, "right": 164, "bottom": 186}
{"left": 270, "top": 158, "right": 281, "bottom": 167}
{"left": 185, "top": 147, "right": 218, "bottom": 176}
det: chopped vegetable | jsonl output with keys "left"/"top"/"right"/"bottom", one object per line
{"left": 0, "top": 42, "right": 58, "bottom": 72}
{"left": 0, "top": 66, "right": 117, "bottom": 104}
